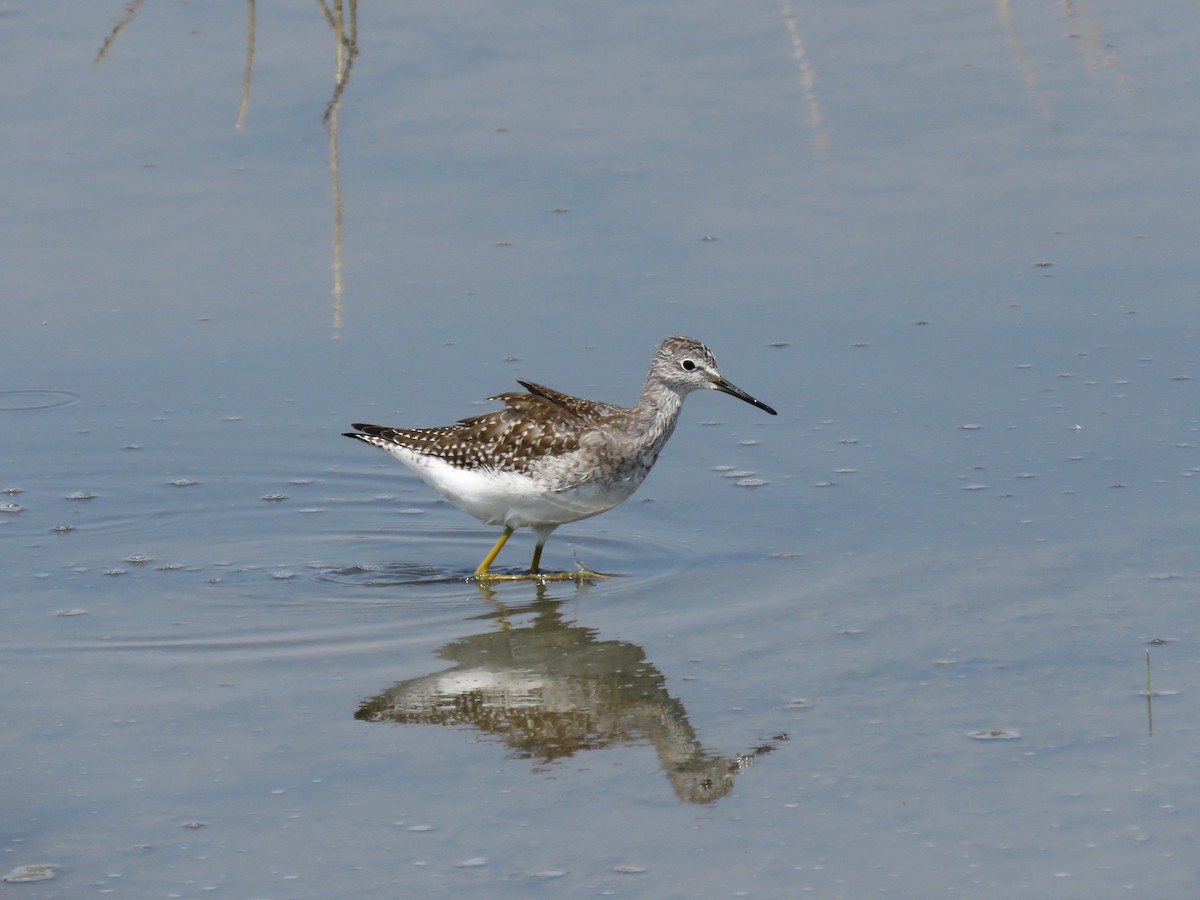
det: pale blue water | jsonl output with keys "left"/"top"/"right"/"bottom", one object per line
{"left": 4, "top": 2, "right": 1200, "bottom": 897}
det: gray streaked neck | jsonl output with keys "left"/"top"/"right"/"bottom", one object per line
{"left": 628, "top": 373, "right": 687, "bottom": 455}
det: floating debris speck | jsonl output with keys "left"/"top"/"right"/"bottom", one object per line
{"left": 967, "top": 728, "right": 1021, "bottom": 741}
{"left": 4, "top": 865, "right": 60, "bottom": 883}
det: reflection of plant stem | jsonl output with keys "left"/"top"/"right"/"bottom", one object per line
{"left": 778, "top": 0, "right": 830, "bottom": 157}
{"left": 329, "top": 105, "right": 344, "bottom": 336}
{"left": 319, "top": 1, "right": 357, "bottom": 336}
{"left": 1145, "top": 647, "right": 1153, "bottom": 737}
{"left": 1062, "top": 0, "right": 1136, "bottom": 100}
{"left": 94, "top": 0, "right": 145, "bottom": 64}
{"left": 236, "top": 0, "right": 256, "bottom": 129}
{"left": 997, "top": 0, "right": 1052, "bottom": 120}
{"left": 318, "top": 0, "right": 359, "bottom": 125}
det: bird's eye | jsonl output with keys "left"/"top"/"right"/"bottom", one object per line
{"left": 681, "top": 359, "right": 696, "bottom": 371}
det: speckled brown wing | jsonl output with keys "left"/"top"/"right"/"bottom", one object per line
{"left": 347, "top": 380, "right": 627, "bottom": 474}
{"left": 514, "top": 380, "right": 625, "bottom": 421}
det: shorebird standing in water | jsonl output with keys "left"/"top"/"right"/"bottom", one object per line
{"left": 345, "top": 336, "right": 776, "bottom": 580}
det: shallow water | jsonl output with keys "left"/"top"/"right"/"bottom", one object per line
{"left": 5, "top": 2, "right": 1200, "bottom": 897}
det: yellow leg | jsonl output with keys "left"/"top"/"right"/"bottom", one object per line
{"left": 474, "top": 526, "right": 609, "bottom": 582}
{"left": 475, "top": 526, "right": 514, "bottom": 576}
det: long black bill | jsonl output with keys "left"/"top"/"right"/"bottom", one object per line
{"left": 714, "top": 378, "right": 777, "bottom": 416}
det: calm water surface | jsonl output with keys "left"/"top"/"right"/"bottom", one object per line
{"left": 4, "top": 2, "right": 1200, "bottom": 897}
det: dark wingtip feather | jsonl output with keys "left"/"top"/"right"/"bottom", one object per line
{"left": 345, "top": 424, "right": 385, "bottom": 441}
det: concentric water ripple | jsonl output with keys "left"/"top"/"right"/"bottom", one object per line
{"left": 315, "top": 525, "right": 691, "bottom": 596}
{"left": 0, "top": 390, "right": 81, "bottom": 411}
{"left": 6, "top": 454, "right": 708, "bottom": 669}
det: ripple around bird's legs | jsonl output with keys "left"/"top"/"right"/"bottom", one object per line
{"left": 316, "top": 525, "right": 687, "bottom": 597}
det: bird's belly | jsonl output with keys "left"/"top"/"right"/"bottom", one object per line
{"left": 397, "top": 451, "right": 637, "bottom": 528}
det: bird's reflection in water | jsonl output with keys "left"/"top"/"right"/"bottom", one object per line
{"left": 356, "top": 590, "right": 785, "bottom": 804}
